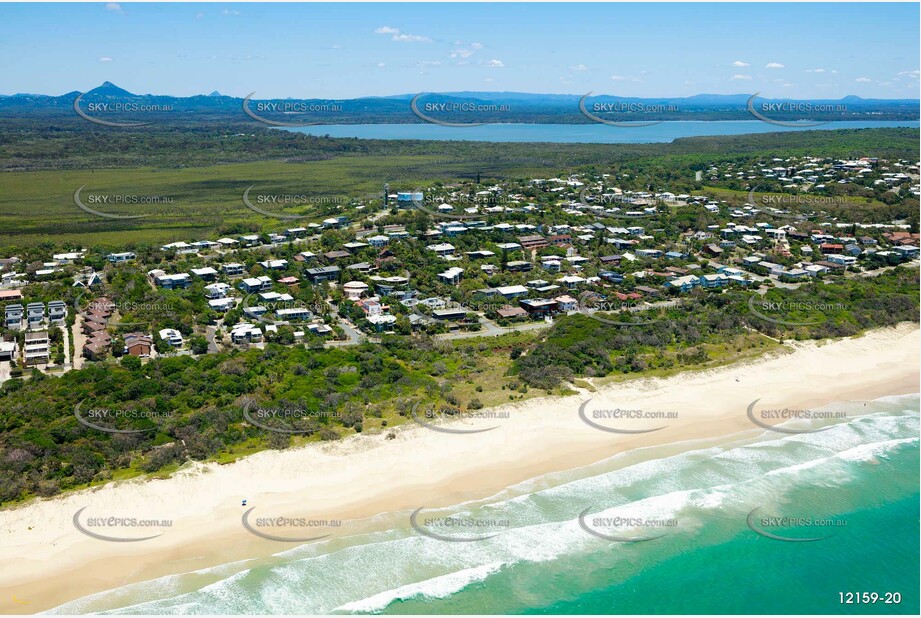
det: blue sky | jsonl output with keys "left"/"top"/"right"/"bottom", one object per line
{"left": 2, "top": 2, "right": 918, "bottom": 99}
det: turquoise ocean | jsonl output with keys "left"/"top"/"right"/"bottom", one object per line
{"left": 49, "top": 394, "right": 920, "bottom": 615}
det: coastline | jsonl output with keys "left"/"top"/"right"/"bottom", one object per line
{"left": 1, "top": 324, "right": 918, "bottom": 614}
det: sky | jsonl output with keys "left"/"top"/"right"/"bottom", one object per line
{"left": 1, "top": 2, "right": 919, "bottom": 99}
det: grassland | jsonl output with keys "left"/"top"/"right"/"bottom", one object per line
{"left": 0, "top": 155, "right": 557, "bottom": 249}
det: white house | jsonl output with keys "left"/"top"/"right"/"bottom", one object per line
{"left": 204, "top": 283, "right": 231, "bottom": 299}
{"left": 158, "top": 328, "right": 184, "bottom": 347}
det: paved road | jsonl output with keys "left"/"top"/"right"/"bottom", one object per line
{"left": 204, "top": 325, "right": 220, "bottom": 354}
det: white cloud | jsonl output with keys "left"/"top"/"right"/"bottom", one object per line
{"left": 98, "top": 56, "right": 113, "bottom": 62}
{"left": 766, "top": 62, "right": 784, "bottom": 69}
{"left": 195, "top": 11, "right": 204, "bottom": 19}
{"left": 731, "top": 60, "right": 750, "bottom": 67}
{"left": 610, "top": 75, "right": 626, "bottom": 81}
{"left": 416, "top": 60, "right": 442, "bottom": 67}
{"left": 450, "top": 48, "right": 475, "bottom": 59}
{"left": 105, "top": 3, "right": 122, "bottom": 13}
{"left": 855, "top": 77, "right": 871, "bottom": 83}
{"left": 897, "top": 69, "right": 919, "bottom": 80}
{"left": 393, "top": 33, "right": 432, "bottom": 42}
{"left": 483, "top": 59, "right": 504, "bottom": 68}
{"left": 375, "top": 26, "right": 431, "bottom": 42}
{"left": 831, "top": 70, "right": 839, "bottom": 74}
{"left": 731, "top": 74, "right": 752, "bottom": 80}
{"left": 570, "top": 64, "right": 589, "bottom": 71}
{"left": 470, "top": 42, "right": 483, "bottom": 50}
{"left": 221, "top": 9, "right": 240, "bottom": 16}
{"left": 806, "top": 68, "right": 825, "bottom": 73}
{"left": 376, "top": 62, "right": 386, "bottom": 68}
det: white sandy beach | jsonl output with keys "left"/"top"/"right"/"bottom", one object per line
{"left": 0, "top": 325, "right": 918, "bottom": 614}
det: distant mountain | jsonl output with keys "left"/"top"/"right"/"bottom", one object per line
{"left": 0, "top": 83, "right": 917, "bottom": 125}
{"left": 85, "top": 81, "right": 136, "bottom": 98}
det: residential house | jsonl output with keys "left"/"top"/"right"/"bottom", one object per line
{"left": 259, "top": 259, "right": 289, "bottom": 271}
{"left": 519, "top": 298, "right": 558, "bottom": 317}
{"left": 205, "top": 283, "right": 231, "bottom": 299}
{"left": 208, "top": 298, "right": 235, "bottom": 312}
{"left": 231, "top": 322, "right": 263, "bottom": 344}
{"left": 555, "top": 295, "right": 578, "bottom": 311}
{"left": 343, "top": 281, "right": 370, "bottom": 300}
{"left": 124, "top": 333, "right": 153, "bottom": 357}
{"left": 496, "top": 285, "right": 529, "bottom": 300}
{"left": 4, "top": 304, "right": 22, "bottom": 330}
{"left": 305, "top": 266, "right": 341, "bottom": 283}
{"left": 152, "top": 272, "right": 192, "bottom": 290}
{"left": 222, "top": 263, "right": 245, "bottom": 276}
{"left": 437, "top": 266, "right": 464, "bottom": 285}
{"left": 190, "top": 267, "right": 218, "bottom": 281}
{"left": 518, "top": 235, "right": 548, "bottom": 250}
{"left": 107, "top": 252, "right": 136, "bottom": 263}
{"left": 0, "top": 339, "right": 16, "bottom": 361}
{"left": 158, "top": 328, "right": 184, "bottom": 347}
{"left": 47, "top": 300, "right": 66, "bottom": 324}
{"left": 700, "top": 273, "right": 729, "bottom": 288}
{"left": 426, "top": 243, "right": 456, "bottom": 257}
{"left": 505, "top": 260, "right": 532, "bottom": 273}
{"left": 24, "top": 331, "right": 49, "bottom": 365}
{"left": 665, "top": 275, "right": 700, "bottom": 292}
{"left": 26, "top": 302, "right": 44, "bottom": 328}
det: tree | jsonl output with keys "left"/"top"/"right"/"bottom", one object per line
{"left": 189, "top": 335, "right": 209, "bottom": 355}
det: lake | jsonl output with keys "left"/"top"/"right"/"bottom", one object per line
{"left": 283, "top": 120, "right": 918, "bottom": 144}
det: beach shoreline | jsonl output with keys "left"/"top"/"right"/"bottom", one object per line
{"left": 1, "top": 324, "right": 918, "bottom": 614}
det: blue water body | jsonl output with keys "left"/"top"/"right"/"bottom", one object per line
{"left": 282, "top": 121, "right": 919, "bottom": 144}
{"left": 49, "top": 395, "right": 920, "bottom": 615}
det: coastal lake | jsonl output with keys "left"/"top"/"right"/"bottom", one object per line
{"left": 283, "top": 120, "right": 919, "bottom": 144}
